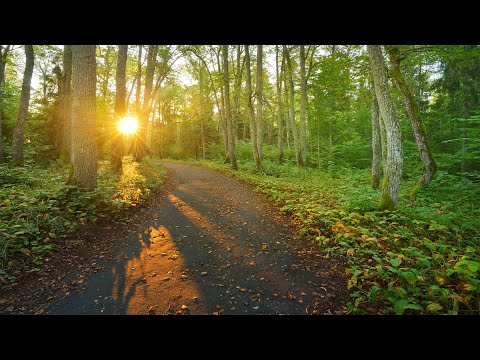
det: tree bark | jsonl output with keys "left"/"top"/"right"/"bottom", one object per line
{"left": 135, "top": 45, "right": 142, "bottom": 114}
{"left": 12, "top": 45, "right": 34, "bottom": 166}
{"left": 299, "top": 45, "right": 307, "bottom": 167}
{"left": 283, "top": 68, "right": 290, "bottom": 149}
{"left": 276, "top": 45, "right": 284, "bottom": 163}
{"left": 111, "top": 45, "right": 128, "bottom": 174}
{"left": 256, "top": 45, "right": 264, "bottom": 162}
{"left": 368, "top": 45, "right": 403, "bottom": 210}
{"left": 245, "top": 45, "right": 261, "bottom": 170}
{"left": 222, "top": 45, "right": 237, "bottom": 170}
{"left": 371, "top": 90, "right": 381, "bottom": 189}
{"left": 385, "top": 45, "right": 436, "bottom": 185}
{"left": 232, "top": 45, "right": 243, "bottom": 141}
{"left": 198, "top": 60, "right": 206, "bottom": 159}
{"left": 284, "top": 46, "right": 302, "bottom": 167}
{"left": 0, "top": 45, "right": 12, "bottom": 163}
{"left": 70, "top": 45, "right": 97, "bottom": 189}
{"left": 60, "top": 45, "right": 73, "bottom": 159}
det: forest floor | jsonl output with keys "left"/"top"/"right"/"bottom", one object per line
{"left": 0, "top": 161, "right": 349, "bottom": 315}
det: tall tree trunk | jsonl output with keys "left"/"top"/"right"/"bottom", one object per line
{"left": 284, "top": 70, "right": 290, "bottom": 149}
{"left": 111, "top": 45, "right": 128, "bottom": 174}
{"left": 135, "top": 45, "right": 142, "bottom": 114}
{"left": 70, "top": 45, "right": 97, "bottom": 189}
{"left": 371, "top": 91, "right": 381, "bottom": 189}
{"left": 276, "top": 45, "right": 284, "bottom": 163}
{"left": 368, "top": 45, "right": 403, "bottom": 210}
{"left": 299, "top": 45, "right": 307, "bottom": 167}
{"left": 385, "top": 45, "right": 436, "bottom": 185}
{"left": 136, "top": 45, "right": 158, "bottom": 162}
{"left": 284, "top": 46, "right": 302, "bottom": 167}
{"left": 217, "top": 49, "right": 229, "bottom": 163}
{"left": 245, "top": 45, "right": 261, "bottom": 170}
{"left": 199, "top": 60, "right": 206, "bottom": 160}
{"left": 223, "top": 45, "right": 237, "bottom": 170}
{"left": 12, "top": 45, "right": 34, "bottom": 166}
{"left": 232, "top": 45, "right": 243, "bottom": 141}
{"left": 0, "top": 45, "right": 12, "bottom": 163}
{"left": 60, "top": 45, "right": 73, "bottom": 159}
{"left": 256, "top": 45, "right": 263, "bottom": 162}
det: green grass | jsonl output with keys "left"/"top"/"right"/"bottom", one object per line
{"left": 178, "top": 158, "right": 480, "bottom": 315}
{"left": 0, "top": 156, "right": 165, "bottom": 280}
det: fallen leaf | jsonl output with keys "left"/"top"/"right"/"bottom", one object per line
{"left": 252, "top": 306, "right": 259, "bottom": 310}
{"left": 171, "top": 254, "right": 178, "bottom": 260}
{"left": 230, "top": 307, "right": 236, "bottom": 311}
{"left": 161, "top": 253, "right": 167, "bottom": 256}
{"left": 216, "top": 304, "right": 222, "bottom": 309}
{"left": 201, "top": 272, "right": 208, "bottom": 276}
{"left": 260, "top": 277, "right": 266, "bottom": 281}
{"left": 181, "top": 305, "right": 188, "bottom": 310}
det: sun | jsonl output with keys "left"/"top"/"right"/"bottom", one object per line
{"left": 118, "top": 117, "right": 139, "bottom": 135}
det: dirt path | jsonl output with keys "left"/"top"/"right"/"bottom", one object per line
{"left": 8, "top": 162, "right": 350, "bottom": 315}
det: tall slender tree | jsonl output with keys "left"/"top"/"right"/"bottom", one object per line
{"left": 60, "top": 45, "right": 73, "bottom": 159}
{"left": 276, "top": 45, "right": 284, "bottom": 164}
{"left": 222, "top": 45, "right": 237, "bottom": 170}
{"left": 299, "top": 45, "right": 307, "bottom": 167}
{"left": 70, "top": 45, "right": 97, "bottom": 189}
{"left": 12, "top": 45, "right": 34, "bottom": 165}
{"left": 385, "top": 45, "right": 436, "bottom": 185}
{"left": 245, "top": 45, "right": 261, "bottom": 170}
{"left": 371, "top": 89, "right": 382, "bottom": 189}
{"left": 111, "top": 45, "right": 128, "bottom": 174}
{"left": 135, "top": 45, "right": 143, "bottom": 114}
{"left": 0, "top": 45, "right": 12, "bottom": 163}
{"left": 256, "top": 45, "right": 263, "bottom": 161}
{"left": 368, "top": 45, "right": 403, "bottom": 210}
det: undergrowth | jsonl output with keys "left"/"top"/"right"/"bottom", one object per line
{"left": 0, "top": 156, "right": 165, "bottom": 280}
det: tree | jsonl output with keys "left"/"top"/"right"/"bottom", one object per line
{"left": 0, "top": 45, "right": 12, "bottom": 163}
{"left": 111, "top": 45, "right": 128, "bottom": 174}
{"left": 12, "top": 45, "right": 34, "bottom": 165}
{"left": 371, "top": 88, "right": 382, "bottom": 189}
{"left": 299, "top": 45, "right": 307, "bottom": 166}
{"left": 59, "top": 45, "right": 72, "bottom": 159}
{"left": 284, "top": 46, "right": 302, "bottom": 167}
{"left": 385, "top": 45, "right": 436, "bottom": 186}
{"left": 276, "top": 45, "right": 284, "bottom": 164}
{"left": 70, "top": 45, "right": 97, "bottom": 189}
{"left": 222, "top": 45, "right": 237, "bottom": 170}
{"left": 245, "top": 45, "right": 261, "bottom": 170}
{"left": 368, "top": 45, "right": 403, "bottom": 210}
{"left": 256, "top": 45, "right": 263, "bottom": 162}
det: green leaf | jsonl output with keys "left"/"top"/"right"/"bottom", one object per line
{"left": 402, "top": 271, "right": 417, "bottom": 285}
{"left": 390, "top": 258, "right": 401, "bottom": 267}
{"left": 394, "top": 299, "right": 424, "bottom": 315}
{"left": 373, "top": 256, "right": 382, "bottom": 264}
{"left": 426, "top": 303, "right": 443, "bottom": 312}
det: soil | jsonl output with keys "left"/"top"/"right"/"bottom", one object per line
{"left": 0, "top": 162, "right": 350, "bottom": 315}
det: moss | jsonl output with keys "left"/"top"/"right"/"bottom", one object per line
{"left": 371, "top": 175, "right": 380, "bottom": 189}
{"left": 409, "top": 184, "right": 421, "bottom": 202}
{"left": 379, "top": 192, "right": 396, "bottom": 211}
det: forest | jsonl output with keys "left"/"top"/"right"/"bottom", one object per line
{"left": 0, "top": 44, "right": 479, "bottom": 315}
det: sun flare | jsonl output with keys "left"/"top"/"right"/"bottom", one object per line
{"left": 118, "top": 117, "right": 139, "bottom": 135}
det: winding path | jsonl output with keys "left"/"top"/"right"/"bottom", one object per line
{"left": 46, "top": 162, "right": 348, "bottom": 315}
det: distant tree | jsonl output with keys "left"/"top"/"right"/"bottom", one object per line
{"left": 59, "top": 45, "right": 72, "bottom": 159}
{"left": 111, "top": 45, "right": 128, "bottom": 174}
{"left": 12, "top": 45, "right": 34, "bottom": 165}
{"left": 70, "top": 45, "right": 97, "bottom": 189}
{"left": 371, "top": 87, "right": 382, "bottom": 189}
{"left": 299, "top": 45, "right": 307, "bottom": 167}
{"left": 256, "top": 45, "right": 264, "bottom": 162}
{"left": 368, "top": 45, "right": 403, "bottom": 210}
{"left": 276, "top": 45, "right": 284, "bottom": 164}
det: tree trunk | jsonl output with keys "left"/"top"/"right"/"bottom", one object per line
{"left": 284, "top": 46, "right": 302, "bottom": 167}
{"left": 368, "top": 45, "right": 403, "bottom": 210}
{"left": 199, "top": 60, "right": 206, "bottom": 160}
{"left": 276, "top": 45, "right": 284, "bottom": 163}
{"left": 136, "top": 45, "right": 158, "bottom": 162}
{"left": 256, "top": 45, "right": 263, "bottom": 162}
{"left": 284, "top": 70, "right": 290, "bottom": 149}
{"left": 299, "top": 45, "right": 307, "bottom": 167}
{"left": 111, "top": 45, "right": 128, "bottom": 174}
{"left": 60, "top": 45, "right": 73, "bottom": 159}
{"left": 245, "top": 45, "right": 261, "bottom": 170}
{"left": 0, "top": 45, "right": 12, "bottom": 163}
{"left": 371, "top": 90, "right": 381, "bottom": 189}
{"left": 232, "top": 45, "right": 243, "bottom": 141}
{"left": 223, "top": 45, "right": 237, "bottom": 170}
{"left": 12, "top": 45, "right": 34, "bottom": 166}
{"left": 135, "top": 45, "right": 142, "bottom": 114}
{"left": 70, "top": 45, "right": 97, "bottom": 189}
{"left": 385, "top": 45, "right": 436, "bottom": 185}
